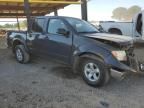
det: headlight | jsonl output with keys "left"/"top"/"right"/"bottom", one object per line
{"left": 112, "top": 51, "right": 127, "bottom": 61}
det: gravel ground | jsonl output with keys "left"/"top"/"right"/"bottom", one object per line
{"left": 0, "top": 37, "right": 144, "bottom": 108}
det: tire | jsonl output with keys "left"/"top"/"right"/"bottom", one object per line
{"left": 81, "top": 58, "right": 110, "bottom": 87}
{"left": 15, "top": 45, "right": 30, "bottom": 64}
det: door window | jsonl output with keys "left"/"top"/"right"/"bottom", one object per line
{"left": 48, "top": 19, "right": 68, "bottom": 35}
{"left": 32, "top": 18, "right": 45, "bottom": 33}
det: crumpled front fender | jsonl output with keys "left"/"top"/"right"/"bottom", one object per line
{"left": 105, "top": 54, "right": 136, "bottom": 73}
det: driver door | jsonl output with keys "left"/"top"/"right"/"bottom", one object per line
{"left": 45, "top": 18, "right": 73, "bottom": 63}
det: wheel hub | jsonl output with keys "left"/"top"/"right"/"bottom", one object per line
{"left": 16, "top": 49, "right": 23, "bottom": 61}
{"left": 84, "top": 62, "right": 100, "bottom": 82}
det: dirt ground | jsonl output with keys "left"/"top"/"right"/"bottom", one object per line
{"left": 0, "top": 37, "right": 144, "bottom": 108}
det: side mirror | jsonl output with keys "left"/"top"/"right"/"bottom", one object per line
{"left": 57, "top": 28, "right": 70, "bottom": 36}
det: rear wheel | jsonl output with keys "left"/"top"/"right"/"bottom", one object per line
{"left": 15, "top": 45, "right": 30, "bottom": 64}
{"left": 81, "top": 58, "right": 110, "bottom": 87}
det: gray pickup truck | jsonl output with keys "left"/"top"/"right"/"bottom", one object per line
{"left": 7, "top": 16, "right": 137, "bottom": 87}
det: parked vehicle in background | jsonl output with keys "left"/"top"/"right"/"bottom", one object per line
{"left": 100, "top": 21, "right": 133, "bottom": 36}
{"left": 99, "top": 10, "right": 144, "bottom": 39}
{"left": 7, "top": 16, "right": 138, "bottom": 87}
{"left": 100, "top": 10, "right": 144, "bottom": 71}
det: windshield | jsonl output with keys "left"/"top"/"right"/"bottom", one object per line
{"left": 65, "top": 18, "right": 99, "bottom": 33}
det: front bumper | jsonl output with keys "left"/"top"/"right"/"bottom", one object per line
{"left": 110, "top": 68, "right": 136, "bottom": 80}
{"left": 105, "top": 54, "right": 138, "bottom": 79}
{"left": 110, "top": 69, "right": 126, "bottom": 80}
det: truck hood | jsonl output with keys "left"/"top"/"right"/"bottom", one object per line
{"left": 82, "top": 33, "right": 133, "bottom": 49}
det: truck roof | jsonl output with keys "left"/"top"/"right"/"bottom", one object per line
{"left": 32, "top": 16, "right": 80, "bottom": 20}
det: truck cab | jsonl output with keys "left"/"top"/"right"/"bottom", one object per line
{"left": 133, "top": 11, "right": 144, "bottom": 40}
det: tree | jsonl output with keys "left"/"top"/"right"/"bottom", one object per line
{"left": 127, "top": 5, "right": 141, "bottom": 20}
{"left": 112, "top": 5, "right": 141, "bottom": 21}
{"left": 0, "top": 20, "right": 27, "bottom": 30}
{"left": 20, "top": 20, "right": 27, "bottom": 29}
{"left": 4, "top": 23, "right": 14, "bottom": 28}
{"left": 112, "top": 7, "right": 127, "bottom": 21}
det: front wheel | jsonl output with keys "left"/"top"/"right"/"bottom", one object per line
{"left": 81, "top": 58, "right": 110, "bottom": 87}
{"left": 15, "top": 45, "right": 30, "bottom": 64}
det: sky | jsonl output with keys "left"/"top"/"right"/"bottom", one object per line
{"left": 0, "top": 0, "right": 144, "bottom": 25}
{"left": 55, "top": 0, "right": 144, "bottom": 21}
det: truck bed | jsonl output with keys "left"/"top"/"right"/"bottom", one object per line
{"left": 100, "top": 21, "right": 133, "bottom": 36}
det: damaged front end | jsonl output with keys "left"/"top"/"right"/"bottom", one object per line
{"left": 100, "top": 39, "right": 139, "bottom": 79}
{"left": 133, "top": 41, "right": 144, "bottom": 72}
{"left": 126, "top": 47, "right": 139, "bottom": 72}
{"left": 119, "top": 41, "right": 144, "bottom": 73}
{"left": 84, "top": 33, "right": 141, "bottom": 78}
{"left": 106, "top": 42, "right": 138, "bottom": 79}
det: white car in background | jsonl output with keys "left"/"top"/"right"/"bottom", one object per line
{"left": 100, "top": 21, "right": 133, "bottom": 36}
{"left": 99, "top": 10, "right": 144, "bottom": 41}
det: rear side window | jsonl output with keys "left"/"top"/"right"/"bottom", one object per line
{"left": 32, "top": 18, "right": 45, "bottom": 33}
{"left": 48, "top": 19, "right": 68, "bottom": 34}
